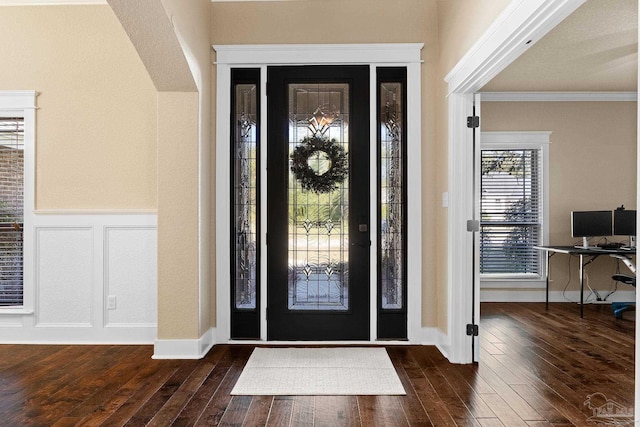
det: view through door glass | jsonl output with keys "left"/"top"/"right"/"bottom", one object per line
{"left": 267, "top": 66, "right": 370, "bottom": 340}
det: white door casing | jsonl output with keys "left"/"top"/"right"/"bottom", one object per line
{"left": 214, "top": 44, "right": 423, "bottom": 343}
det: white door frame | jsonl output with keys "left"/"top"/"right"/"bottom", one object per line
{"left": 443, "top": 0, "right": 586, "bottom": 363}
{"left": 213, "top": 44, "right": 423, "bottom": 343}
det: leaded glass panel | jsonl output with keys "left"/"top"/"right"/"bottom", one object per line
{"left": 380, "top": 82, "right": 404, "bottom": 310}
{"left": 233, "top": 84, "right": 258, "bottom": 309}
{"left": 287, "top": 83, "right": 350, "bottom": 311}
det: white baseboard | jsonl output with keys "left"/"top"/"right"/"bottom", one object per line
{"left": 414, "top": 326, "right": 447, "bottom": 346}
{"left": 416, "top": 327, "right": 451, "bottom": 363}
{"left": 0, "top": 325, "right": 156, "bottom": 344}
{"left": 153, "top": 327, "right": 216, "bottom": 359}
{"left": 437, "top": 343, "right": 451, "bottom": 362}
{"left": 481, "top": 289, "right": 636, "bottom": 303}
{"left": 161, "top": 326, "right": 446, "bottom": 357}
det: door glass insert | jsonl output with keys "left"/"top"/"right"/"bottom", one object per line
{"left": 288, "top": 83, "right": 350, "bottom": 311}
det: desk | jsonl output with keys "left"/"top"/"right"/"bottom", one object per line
{"left": 534, "top": 246, "right": 636, "bottom": 317}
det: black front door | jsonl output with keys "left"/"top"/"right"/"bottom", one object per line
{"left": 267, "top": 65, "right": 370, "bottom": 340}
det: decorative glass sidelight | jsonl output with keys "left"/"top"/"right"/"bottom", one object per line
{"left": 287, "top": 83, "right": 350, "bottom": 311}
{"left": 233, "top": 82, "right": 258, "bottom": 310}
{"left": 379, "top": 80, "right": 405, "bottom": 310}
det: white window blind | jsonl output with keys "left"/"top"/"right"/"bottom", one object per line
{"left": 0, "top": 117, "right": 24, "bottom": 306}
{"left": 480, "top": 148, "right": 542, "bottom": 275}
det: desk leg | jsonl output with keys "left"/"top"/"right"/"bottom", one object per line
{"left": 545, "top": 251, "right": 551, "bottom": 310}
{"left": 579, "top": 254, "right": 584, "bottom": 318}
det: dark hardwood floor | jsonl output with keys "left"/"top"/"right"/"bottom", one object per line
{"left": 0, "top": 303, "right": 634, "bottom": 426}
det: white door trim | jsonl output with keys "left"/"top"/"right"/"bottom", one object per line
{"left": 213, "top": 44, "right": 423, "bottom": 343}
{"left": 443, "top": 0, "right": 586, "bottom": 363}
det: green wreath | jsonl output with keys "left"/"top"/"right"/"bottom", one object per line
{"left": 290, "top": 136, "right": 348, "bottom": 193}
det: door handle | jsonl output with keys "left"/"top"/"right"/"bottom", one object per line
{"left": 351, "top": 240, "right": 371, "bottom": 247}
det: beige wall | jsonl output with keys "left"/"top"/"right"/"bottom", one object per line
{"left": 435, "top": 0, "right": 511, "bottom": 331}
{"left": 212, "top": 0, "right": 435, "bottom": 45}
{"left": 107, "top": 0, "right": 212, "bottom": 340}
{"left": 157, "top": 91, "right": 201, "bottom": 339}
{"left": 437, "top": 0, "right": 512, "bottom": 76}
{"left": 0, "top": 6, "right": 157, "bottom": 210}
{"left": 482, "top": 101, "right": 637, "bottom": 292}
{"left": 159, "top": 0, "right": 214, "bottom": 338}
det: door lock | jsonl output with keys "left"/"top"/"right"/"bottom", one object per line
{"left": 358, "top": 224, "right": 368, "bottom": 232}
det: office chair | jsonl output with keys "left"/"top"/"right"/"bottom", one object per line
{"left": 610, "top": 254, "right": 636, "bottom": 319}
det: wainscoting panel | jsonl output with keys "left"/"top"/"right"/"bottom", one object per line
{"left": 0, "top": 213, "right": 157, "bottom": 343}
{"left": 36, "top": 227, "right": 94, "bottom": 326}
{"left": 105, "top": 227, "right": 157, "bottom": 327}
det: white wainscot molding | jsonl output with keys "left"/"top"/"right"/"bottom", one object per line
{"left": 0, "top": 213, "right": 157, "bottom": 344}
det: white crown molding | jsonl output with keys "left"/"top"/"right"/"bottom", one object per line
{"left": 480, "top": 91, "right": 638, "bottom": 102}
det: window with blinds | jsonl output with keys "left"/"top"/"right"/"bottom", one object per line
{"left": 0, "top": 118, "right": 24, "bottom": 306}
{"left": 480, "top": 148, "right": 542, "bottom": 276}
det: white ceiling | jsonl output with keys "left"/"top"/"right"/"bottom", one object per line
{"left": 482, "top": 0, "right": 638, "bottom": 92}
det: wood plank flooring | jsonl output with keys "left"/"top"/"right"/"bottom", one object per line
{"left": 0, "top": 303, "right": 634, "bottom": 426}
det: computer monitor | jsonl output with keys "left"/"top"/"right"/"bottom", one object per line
{"left": 614, "top": 209, "right": 636, "bottom": 247}
{"left": 571, "top": 210, "right": 612, "bottom": 248}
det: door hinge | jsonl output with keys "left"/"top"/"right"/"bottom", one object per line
{"left": 467, "top": 116, "right": 480, "bottom": 129}
{"left": 466, "top": 324, "right": 479, "bottom": 336}
{"left": 466, "top": 219, "right": 480, "bottom": 232}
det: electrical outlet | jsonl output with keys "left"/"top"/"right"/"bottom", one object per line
{"left": 107, "top": 295, "right": 117, "bottom": 310}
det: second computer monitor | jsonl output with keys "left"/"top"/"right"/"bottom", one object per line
{"left": 571, "top": 210, "right": 612, "bottom": 247}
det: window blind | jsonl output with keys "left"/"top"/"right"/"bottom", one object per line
{"left": 0, "top": 118, "right": 24, "bottom": 306}
{"left": 480, "top": 149, "right": 541, "bottom": 275}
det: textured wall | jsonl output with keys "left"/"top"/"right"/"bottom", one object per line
{"left": 0, "top": 6, "right": 157, "bottom": 210}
